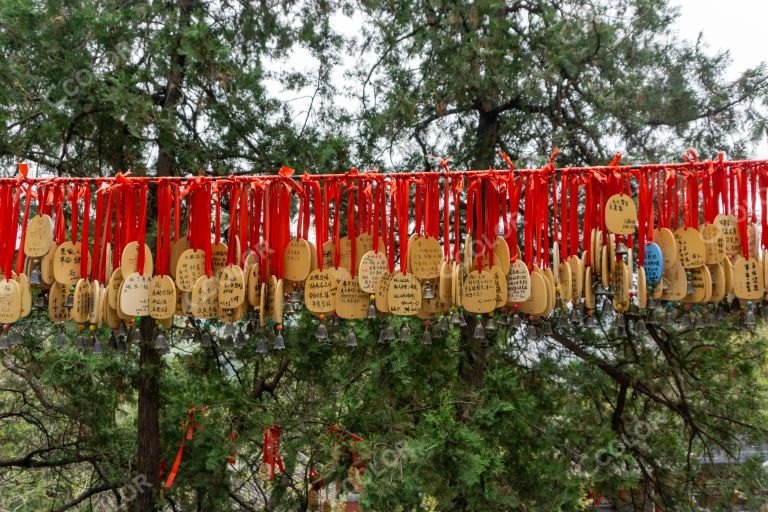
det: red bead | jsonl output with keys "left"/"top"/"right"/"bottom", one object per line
{"left": 277, "top": 324, "right": 283, "bottom": 331}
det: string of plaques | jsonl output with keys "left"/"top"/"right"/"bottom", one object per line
{"left": 0, "top": 151, "right": 767, "bottom": 352}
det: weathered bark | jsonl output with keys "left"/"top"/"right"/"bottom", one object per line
{"left": 133, "top": 318, "right": 161, "bottom": 512}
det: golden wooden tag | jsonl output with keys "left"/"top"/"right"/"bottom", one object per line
{"left": 375, "top": 271, "right": 393, "bottom": 313}
{"left": 558, "top": 262, "right": 572, "bottom": 302}
{"left": 661, "top": 262, "right": 687, "bottom": 301}
{"left": 702, "top": 265, "right": 713, "bottom": 303}
{"left": 304, "top": 269, "right": 338, "bottom": 314}
{"left": 452, "top": 263, "right": 464, "bottom": 307}
{"left": 590, "top": 229, "right": 598, "bottom": 269}
{"left": 48, "top": 281, "right": 70, "bottom": 321}
{"left": 492, "top": 236, "right": 511, "bottom": 275}
{"left": 120, "top": 241, "right": 154, "bottom": 277}
{"left": 307, "top": 241, "right": 318, "bottom": 272}
{"left": 88, "top": 280, "right": 100, "bottom": 324}
{"left": 247, "top": 263, "right": 260, "bottom": 307}
{"left": 53, "top": 241, "right": 86, "bottom": 286}
{"left": 71, "top": 278, "right": 91, "bottom": 323}
{"left": 149, "top": 275, "right": 177, "bottom": 320}
{"left": 518, "top": 270, "right": 547, "bottom": 316}
{"left": 708, "top": 263, "right": 726, "bottom": 302}
{"left": 601, "top": 245, "right": 610, "bottom": 287}
{"left": 732, "top": 256, "right": 764, "bottom": 300}
{"left": 16, "top": 274, "right": 31, "bottom": 318}
{"left": 169, "top": 238, "right": 190, "bottom": 278}
{"left": 595, "top": 231, "right": 604, "bottom": 273}
{"left": 191, "top": 275, "right": 219, "bottom": 319}
{"left": 714, "top": 214, "right": 741, "bottom": 255}
{"left": 321, "top": 240, "right": 334, "bottom": 269}
{"left": 605, "top": 194, "right": 637, "bottom": 234}
{"left": 336, "top": 278, "right": 369, "bottom": 319}
{"left": 24, "top": 214, "right": 53, "bottom": 258}
{"left": 41, "top": 243, "right": 57, "bottom": 285}
{"left": 654, "top": 228, "right": 678, "bottom": 268}
{"left": 568, "top": 255, "right": 584, "bottom": 300}
{"left": 272, "top": 278, "right": 284, "bottom": 324}
{"left": 674, "top": 227, "right": 706, "bottom": 268}
{"left": 489, "top": 266, "right": 507, "bottom": 307}
{"left": 358, "top": 250, "right": 388, "bottom": 294}
{"left": 723, "top": 257, "right": 734, "bottom": 295}
{"left": 438, "top": 261, "right": 452, "bottom": 303}
{"left": 284, "top": 238, "right": 311, "bottom": 282}
{"left": 176, "top": 249, "right": 207, "bottom": 292}
{"left": 338, "top": 236, "right": 364, "bottom": 273}
{"left": 637, "top": 267, "right": 647, "bottom": 309}
{"left": 107, "top": 268, "right": 123, "bottom": 310}
{"left": 218, "top": 265, "right": 246, "bottom": 310}
{"left": 682, "top": 266, "right": 708, "bottom": 303}
{"left": 387, "top": 272, "right": 422, "bottom": 316}
{"left": 463, "top": 234, "right": 474, "bottom": 273}
{"left": 584, "top": 270, "right": 595, "bottom": 310}
{"left": 99, "top": 286, "right": 108, "bottom": 327}
{"left": 328, "top": 266, "right": 351, "bottom": 281}
{"left": 410, "top": 236, "right": 442, "bottom": 279}
{"left": 700, "top": 223, "right": 724, "bottom": 265}
{"left": 208, "top": 242, "right": 227, "bottom": 274}
{"left": 506, "top": 259, "right": 531, "bottom": 303}
{"left": 119, "top": 272, "right": 152, "bottom": 317}
{"left": 748, "top": 224, "right": 759, "bottom": 259}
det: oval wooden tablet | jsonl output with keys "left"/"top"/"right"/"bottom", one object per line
{"left": 452, "top": 263, "right": 464, "bottom": 307}
{"left": 321, "top": 240, "right": 335, "bottom": 269}
{"left": 611, "top": 261, "right": 630, "bottom": 310}
{"left": 210, "top": 243, "right": 229, "bottom": 274}
{"left": 328, "top": 266, "right": 352, "bottom": 281}
{"left": 358, "top": 250, "right": 388, "bottom": 294}
{"left": 304, "top": 269, "right": 338, "bottom": 315}
{"left": 17, "top": 274, "right": 31, "bottom": 318}
{"left": 149, "top": 275, "right": 177, "bottom": 320}
{"left": 53, "top": 241, "right": 85, "bottom": 286}
{"left": 700, "top": 223, "right": 725, "bottom": 265}
{"left": 605, "top": 193, "right": 637, "bottom": 234}
{"left": 410, "top": 236, "right": 442, "bottom": 279}
{"left": 506, "top": 259, "right": 531, "bottom": 303}
{"left": 584, "top": 270, "right": 595, "bottom": 310}
{"left": 71, "top": 278, "right": 91, "bottom": 323}
{"left": 271, "top": 278, "right": 284, "bottom": 324}
{"left": 41, "top": 243, "right": 57, "bottom": 285}
{"left": 661, "top": 262, "right": 687, "bottom": 301}
{"left": 0, "top": 279, "right": 21, "bottom": 324}
{"left": 637, "top": 267, "right": 647, "bottom": 309}
{"left": 708, "top": 263, "right": 726, "bottom": 302}
{"left": 336, "top": 278, "right": 369, "bottom": 319}
{"left": 489, "top": 266, "right": 507, "bottom": 307}
{"left": 107, "top": 269, "right": 123, "bottom": 310}
{"left": 723, "top": 257, "right": 734, "bottom": 295}
{"left": 732, "top": 256, "right": 764, "bottom": 300}
{"left": 682, "top": 266, "right": 708, "bottom": 303}
{"left": 492, "top": 236, "right": 511, "bottom": 275}
{"left": 88, "top": 280, "right": 101, "bottom": 324}
{"left": 338, "top": 236, "right": 364, "bottom": 273}
{"left": 674, "top": 227, "right": 706, "bottom": 268}
{"left": 438, "top": 261, "right": 452, "bottom": 303}
{"left": 567, "top": 255, "right": 584, "bottom": 300}
{"left": 176, "top": 249, "right": 207, "bottom": 292}
{"left": 284, "top": 238, "right": 311, "bottom": 282}
{"left": 644, "top": 243, "right": 664, "bottom": 284}
{"left": 654, "top": 228, "right": 678, "bottom": 268}
{"left": 119, "top": 272, "right": 152, "bottom": 317}
{"left": 47, "top": 281, "right": 70, "bottom": 321}
{"left": 714, "top": 214, "right": 741, "bottom": 255}
{"left": 169, "top": 238, "right": 190, "bottom": 278}
{"left": 218, "top": 265, "right": 246, "bottom": 310}
{"left": 518, "top": 271, "right": 547, "bottom": 316}
{"left": 375, "top": 271, "right": 393, "bottom": 313}
{"left": 387, "top": 272, "right": 422, "bottom": 316}
{"left": 121, "top": 241, "right": 154, "bottom": 277}
{"left": 24, "top": 214, "right": 53, "bottom": 258}
{"left": 748, "top": 223, "right": 758, "bottom": 259}
{"left": 247, "top": 263, "right": 260, "bottom": 307}
{"left": 191, "top": 275, "right": 219, "bottom": 319}
{"left": 558, "top": 262, "right": 572, "bottom": 302}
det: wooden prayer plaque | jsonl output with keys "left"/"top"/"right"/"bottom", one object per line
{"left": 272, "top": 278, "right": 284, "bottom": 324}
{"left": 452, "top": 263, "right": 464, "bottom": 307}
{"left": 568, "top": 255, "right": 583, "bottom": 300}
{"left": 107, "top": 268, "right": 123, "bottom": 310}
{"left": 53, "top": 241, "right": 86, "bottom": 286}
{"left": 322, "top": 240, "right": 334, "bottom": 269}
{"left": 191, "top": 275, "right": 219, "bottom": 319}
{"left": 17, "top": 274, "right": 31, "bottom": 318}
{"left": 612, "top": 261, "right": 630, "bottom": 310}
{"left": 518, "top": 271, "right": 547, "bottom": 316}
{"left": 121, "top": 241, "right": 154, "bottom": 277}
{"left": 605, "top": 194, "right": 637, "bottom": 234}
{"left": 247, "top": 263, "right": 260, "bottom": 307}
{"left": 170, "top": 238, "right": 190, "bottom": 278}
{"left": 375, "top": 271, "right": 393, "bottom": 313}
{"left": 338, "top": 236, "right": 364, "bottom": 273}
{"left": 558, "top": 262, "right": 572, "bottom": 302}
{"left": 24, "top": 214, "right": 53, "bottom": 258}
{"left": 584, "top": 270, "right": 595, "bottom": 310}
{"left": 637, "top": 267, "right": 647, "bottom": 309}
{"left": 732, "top": 256, "right": 764, "bottom": 300}
{"left": 358, "top": 250, "right": 388, "bottom": 294}
{"left": 304, "top": 269, "right": 338, "bottom": 315}
{"left": 674, "top": 227, "right": 706, "bottom": 268}
{"left": 218, "top": 265, "right": 246, "bottom": 310}
{"left": 41, "top": 243, "right": 57, "bottom": 285}
{"left": 336, "top": 278, "right": 369, "bottom": 319}
{"left": 149, "top": 275, "right": 177, "bottom": 320}
{"left": 723, "top": 257, "right": 734, "bottom": 295}
{"left": 48, "top": 281, "right": 70, "bottom": 321}
{"left": 709, "top": 263, "right": 726, "bottom": 302}
{"left": 493, "top": 236, "right": 511, "bottom": 275}
{"left": 410, "top": 236, "right": 442, "bottom": 279}
{"left": 714, "top": 214, "right": 741, "bottom": 255}
{"left": 506, "top": 259, "right": 531, "bottom": 303}
{"left": 654, "top": 228, "right": 678, "bottom": 268}
{"left": 0, "top": 279, "right": 21, "bottom": 324}
{"left": 284, "top": 238, "right": 312, "bottom": 282}
{"left": 120, "top": 272, "right": 152, "bottom": 317}
{"left": 438, "top": 261, "right": 453, "bottom": 304}
{"left": 210, "top": 243, "right": 229, "bottom": 274}
{"left": 88, "top": 280, "right": 101, "bottom": 324}
{"left": 489, "top": 266, "right": 507, "bottom": 307}
{"left": 71, "top": 278, "right": 91, "bottom": 323}
{"left": 644, "top": 242, "right": 664, "bottom": 284}
{"left": 387, "top": 272, "right": 422, "bottom": 316}
{"left": 176, "top": 249, "right": 207, "bottom": 292}
{"left": 682, "top": 265, "right": 708, "bottom": 303}
{"left": 661, "top": 262, "right": 687, "bottom": 301}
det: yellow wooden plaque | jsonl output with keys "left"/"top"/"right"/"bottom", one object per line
{"left": 387, "top": 272, "right": 422, "bottom": 316}
{"left": 120, "top": 241, "right": 154, "bottom": 277}
{"left": 506, "top": 259, "right": 531, "bottom": 303}
{"left": 661, "top": 262, "right": 687, "bottom": 301}
{"left": 732, "top": 256, "right": 764, "bottom": 300}
{"left": 654, "top": 228, "right": 678, "bottom": 268}
{"left": 169, "top": 238, "right": 190, "bottom": 278}
{"left": 218, "top": 264, "right": 246, "bottom": 310}
{"left": 176, "top": 249, "right": 207, "bottom": 292}
{"left": 410, "top": 236, "right": 442, "bottom": 279}
{"left": 304, "top": 269, "right": 338, "bottom": 315}
{"left": 714, "top": 214, "right": 741, "bottom": 255}
{"left": 375, "top": 271, "right": 393, "bottom": 313}
{"left": 518, "top": 270, "right": 547, "bottom": 316}
{"left": 24, "top": 214, "right": 53, "bottom": 258}
{"left": 700, "top": 223, "right": 724, "bottom": 265}
{"left": 149, "top": 275, "right": 177, "bottom": 320}
{"left": 605, "top": 194, "right": 637, "bottom": 234}
{"left": 53, "top": 241, "right": 86, "bottom": 286}
{"left": 358, "top": 250, "right": 388, "bottom": 294}
{"left": 674, "top": 227, "right": 706, "bottom": 268}
{"left": 119, "top": 272, "right": 152, "bottom": 317}
{"left": 284, "top": 238, "right": 312, "bottom": 282}
{"left": 336, "top": 278, "right": 369, "bottom": 319}
{"left": 71, "top": 278, "right": 91, "bottom": 323}
{"left": 191, "top": 275, "right": 219, "bottom": 319}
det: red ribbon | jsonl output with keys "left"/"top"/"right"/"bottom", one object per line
{"left": 164, "top": 405, "right": 208, "bottom": 489}
{"left": 263, "top": 426, "right": 285, "bottom": 481}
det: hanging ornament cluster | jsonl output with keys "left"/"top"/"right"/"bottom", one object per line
{"left": 2, "top": 152, "right": 768, "bottom": 350}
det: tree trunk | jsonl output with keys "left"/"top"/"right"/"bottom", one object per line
{"left": 133, "top": 319, "right": 161, "bottom": 512}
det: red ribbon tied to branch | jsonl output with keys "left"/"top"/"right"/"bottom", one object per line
{"left": 164, "top": 405, "right": 209, "bottom": 489}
